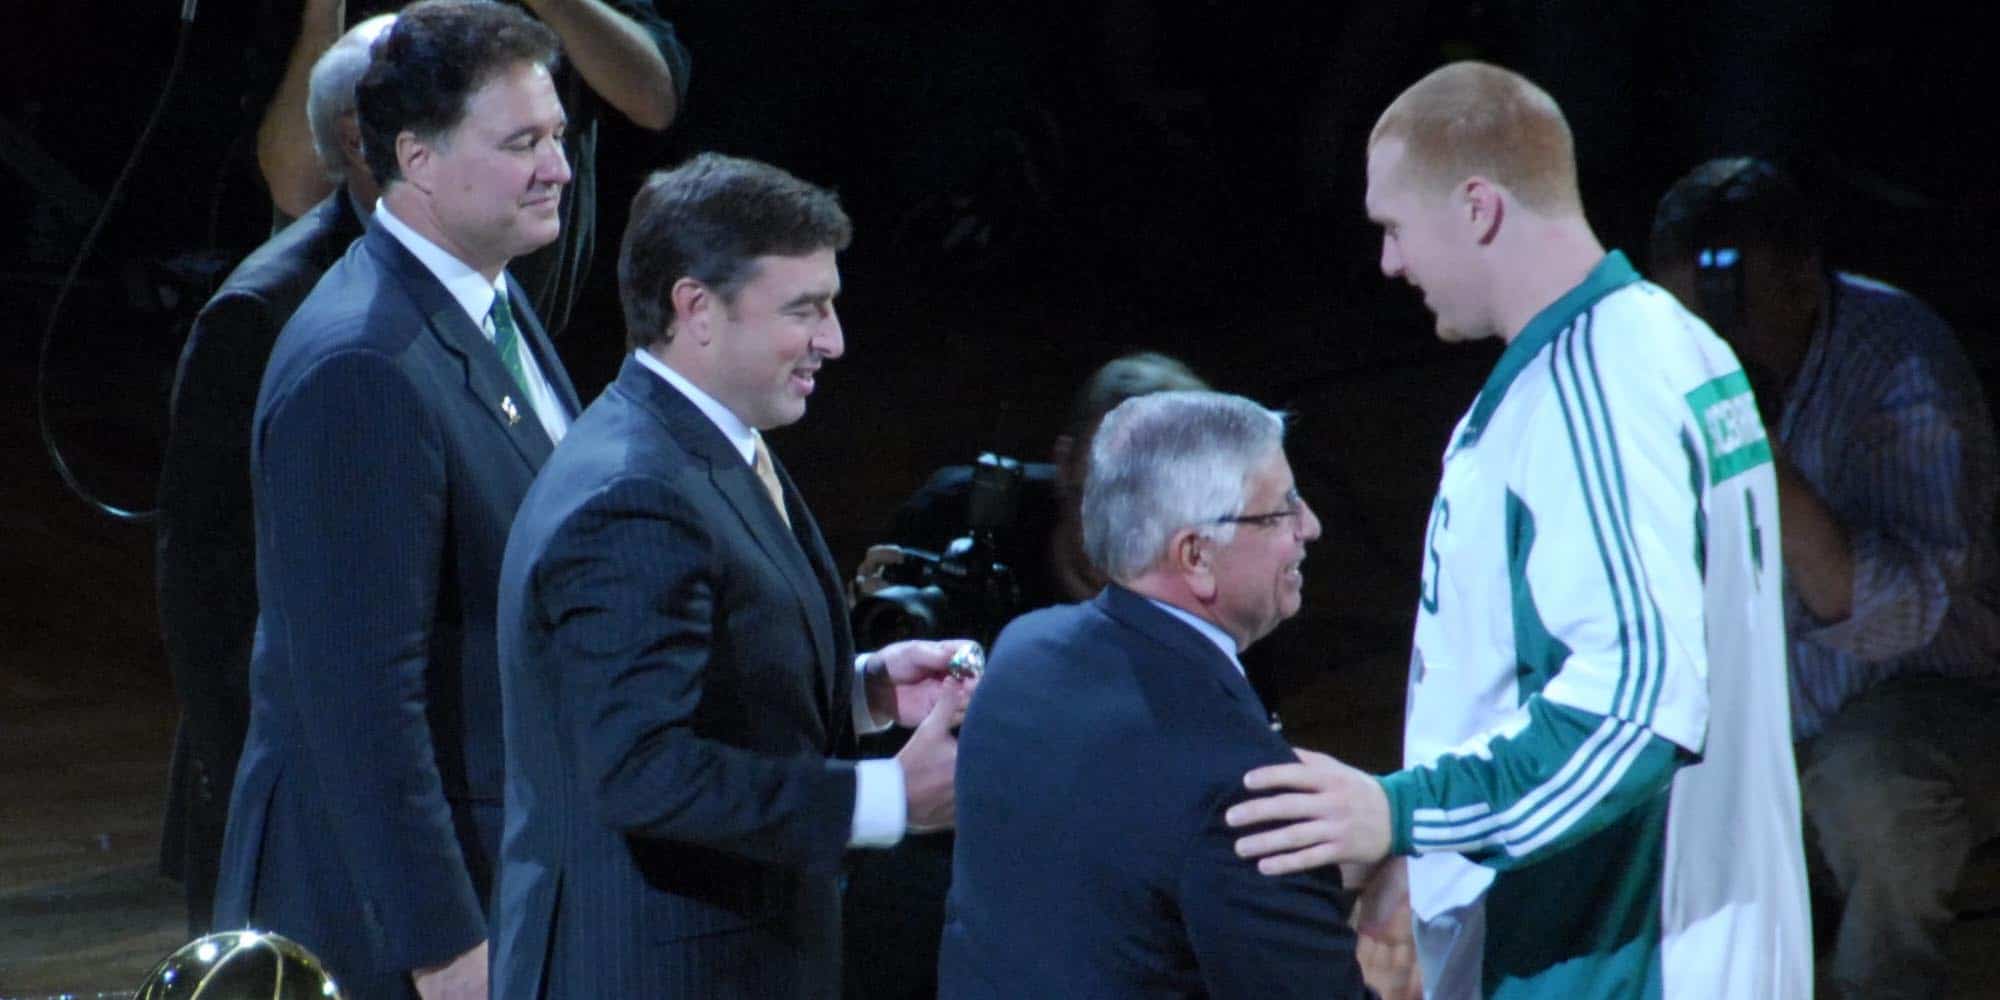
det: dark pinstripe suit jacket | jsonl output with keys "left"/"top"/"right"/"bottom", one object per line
{"left": 213, "top": 220, "right": 579, "bottom": 998}
{"left": 156, "top": 188, "right": 362, "bottom": 932}
{"left": 492, "top": 355, "right": 859, "bottom": 999}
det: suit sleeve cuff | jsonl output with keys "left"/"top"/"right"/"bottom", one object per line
{"left": 849, "top": 757, "right": 906, "bottom": 847}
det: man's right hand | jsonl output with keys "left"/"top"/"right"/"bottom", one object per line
{"left": 1225, "top": 748, "right": 1393, "bottom": 873}
{"left": 412, "top": 939, "right": 487, "bottom": 1000}
{"left": 1350, "top": 857, "right": 1422, "bottom": 1000}
{"left": 894, "top": 677, "right": 971, "bottom": 833}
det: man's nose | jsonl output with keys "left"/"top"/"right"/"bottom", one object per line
{"left": 1296, "top": 497, "right": 1323, "bottom": 542}
{"left": 812, "top": 305, "right": 844, "bottom": 360}
{"left": 538, "top": 138, "right": 572, "bottom": 186}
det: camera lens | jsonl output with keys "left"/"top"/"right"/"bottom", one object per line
{"left": 851, "top": 584, "right": 950, "bottom": 648}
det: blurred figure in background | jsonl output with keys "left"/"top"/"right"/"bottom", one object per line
{"left": 1651, "top": 156, "right": 2000, "bottom": 1000}
{"left": 154, "top": 11, "right": 391, "bottom": 936}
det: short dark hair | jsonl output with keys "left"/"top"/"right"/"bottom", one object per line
{"left": 1649, "top": 157, "right": 1820, "bottom": 268}
{"left": 619, "top": 153, "right": 854, "bottom": 352}
{"left": 355, "top": 0, "right": 560, "bottom": 189}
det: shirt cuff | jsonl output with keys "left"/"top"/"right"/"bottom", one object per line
{"left": 852, "top": 653, "right": 895, "bottom": 735}
{"left": 849, "top": 757, "right": 907, "bottom": 847}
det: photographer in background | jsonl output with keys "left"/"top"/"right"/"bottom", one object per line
{"left": 852, "top": 351, "right": 1209, "bottom": 614}
{"left": 1651, "top": 157, "right": 2000, "bottom": 999}
{"left": 840, "top": 350, "right": 1206, "bottom": 1000}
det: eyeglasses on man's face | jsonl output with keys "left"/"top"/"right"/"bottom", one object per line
{"left": 1209, "top": 488, "right": 1306, "bottom": 531}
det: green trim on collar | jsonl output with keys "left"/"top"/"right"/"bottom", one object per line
{"left": 1457, "top": 250, "right": 1643, "bottom": 449}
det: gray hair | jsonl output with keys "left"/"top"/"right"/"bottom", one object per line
{"left": 307, "top": 14, "right": 396, "bottom": 182}
{"left": 1082, "top": 390, "right": 1287, "bottom": 582}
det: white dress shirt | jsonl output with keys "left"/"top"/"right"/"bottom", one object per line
{"left": 375, "top": 203, "right": 570, "bottom": 445}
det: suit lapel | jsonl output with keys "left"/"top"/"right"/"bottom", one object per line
{"left": 1097, "top": 585, "right": 1272, "bottom": 731}
{"left": 363, "top": 224, "right": 558, "bottom": 470}
{"left": 618, "top": 360, "right": 840, "bottom": 711}
{"left": 767, "top": 449, "right": 845, "bottom": 710}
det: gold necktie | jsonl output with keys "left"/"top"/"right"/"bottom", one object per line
{"left": 751, "top": 432, "right": 790, "bottom": 529}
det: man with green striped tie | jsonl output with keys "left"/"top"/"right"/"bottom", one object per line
{"left": 213, "top": 4, "right": 583, "bottom": 997}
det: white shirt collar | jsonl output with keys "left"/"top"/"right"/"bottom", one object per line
{"left": 375, "top": 201, "right": 505, "bottom": 333}
{"left": 632, "top": 348, "right": 758, "bottom": 466}
{"left": 1144, "top": 597, "right": 1246, "bottom": 674}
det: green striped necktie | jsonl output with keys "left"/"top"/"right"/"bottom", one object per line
{"left": 489, "top": 289, "right": 531, "bottom": 398}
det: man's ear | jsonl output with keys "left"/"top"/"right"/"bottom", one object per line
{"left": 338, "top": 114, "right": 367, "bottom": 176}
{"left": 1461, "top": 176, "right": 1504, "bottom": 246}
{"left": 1169, "top": 527, "right": 1219, "bottom": 601}
{"left": 395, "top": 130, "right": 432, "bottom": 192}
{"left": 669, "top": 278, "right": 714, "bottom": 346}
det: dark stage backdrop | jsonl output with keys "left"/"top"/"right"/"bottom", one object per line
{"left": 4, "top": 0, "right": 1997, "bottom": 780}
{"left": 4, "top": 1, "right": 2000, "bottom": 990}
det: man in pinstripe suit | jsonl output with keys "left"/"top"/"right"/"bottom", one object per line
{"left": 492, "top": 153, "right": 972, "bottom": 999}
{"left": 214, "top": 4, "right": 582, "bottom": 998}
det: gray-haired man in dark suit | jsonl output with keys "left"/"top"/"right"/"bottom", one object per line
{"left": 941, "top": 390, "right": 1372, "bottom": 999}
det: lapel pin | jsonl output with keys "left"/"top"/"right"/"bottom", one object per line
{"left": 500, "top": 395, "right": 521, "bottom": 426}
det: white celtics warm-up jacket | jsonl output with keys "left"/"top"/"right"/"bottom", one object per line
{"left": 1382, "top": 251, "right": 1812, "bottom": 999}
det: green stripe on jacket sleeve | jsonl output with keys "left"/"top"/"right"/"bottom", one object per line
{"left": 1380, "top": 698, "right": 1686, "bottom": 869}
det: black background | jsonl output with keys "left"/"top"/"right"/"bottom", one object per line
{"left": 6, "top": 0, "right": 1998, "bottom": 716}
